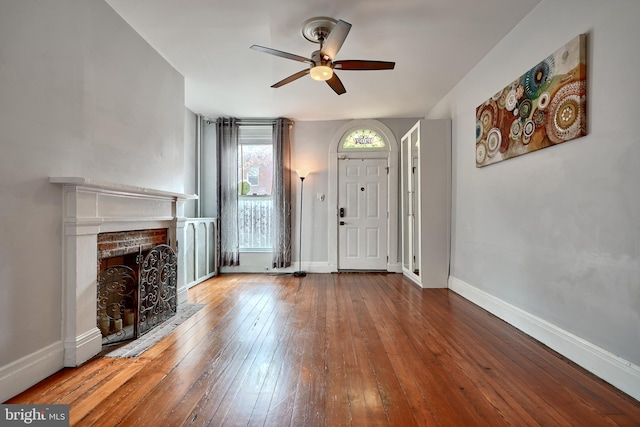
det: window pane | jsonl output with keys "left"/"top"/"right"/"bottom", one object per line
{"left": 238, "top": 196, "right": 272, "bottom": 250}
{"left": 238, "top": 144, "right": 272, "bottom": 196}
{"left": 342, "top": 129, "right": 386, "bottom": 149}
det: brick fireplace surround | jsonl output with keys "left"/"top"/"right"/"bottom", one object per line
{"left": 50, "top": 177, "right": 196, "bottom": 367}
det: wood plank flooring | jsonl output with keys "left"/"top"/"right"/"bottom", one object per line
{"left": 7, "top": 273, "right": 640, "bottom": 426}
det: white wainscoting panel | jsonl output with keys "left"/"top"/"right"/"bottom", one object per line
{"left": 183, "top": 218, "right": 217, "bottom": 290}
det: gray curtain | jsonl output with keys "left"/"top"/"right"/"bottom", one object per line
{"left": 272, "top": 118, "right": 293, "bottom": 268}
{"left": 216, "top": 118, "right": 240, "bottom": 266}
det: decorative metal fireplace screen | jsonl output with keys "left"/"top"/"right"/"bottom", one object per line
{"left": 97, "top": 244, "right": 177, "bottom": 345}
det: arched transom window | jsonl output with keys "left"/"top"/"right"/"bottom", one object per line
{"left": 341, "top": 128, "right": 386, "bottom": 149}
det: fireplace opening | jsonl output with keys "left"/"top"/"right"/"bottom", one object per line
{"left": 97, "top": 229, "right": 177, "bottom": 346}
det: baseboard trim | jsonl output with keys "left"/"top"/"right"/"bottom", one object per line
{"left": 0, "top": 342, "right": 64, "bottom": 402}
{"left": 220, "top": 262, "right": 403, "bottom": 275}
{"left": 448, "top": 276, "right": 640, "bottom": 401}
{"left": 177, "top": 285, "right": 188, "bottom": 305}
{"left": 63, "top": 327, "right": 102, "bottom": 367}
{"left": 222, "top": 262, "right": 337, "bottom": 274}
{"left": 186, "top": 272, "right": 216, "bottom": 290}
{"left": 304, "top": 262, "right": 336, "bottom": 273}
{"left": 387, "top": 262, "right": 403, "bottom": 273}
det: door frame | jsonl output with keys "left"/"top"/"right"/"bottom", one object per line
{"left": 328, "top": 120, "right": 400, "bottom": 272}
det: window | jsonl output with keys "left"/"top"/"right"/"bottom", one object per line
{"left": 342, "top": 128, "right": 386, "bottom": 149}
{"left": 238, "top": 144, "right": 272, "bottom": 195}
{"left": 247, "top": 167, "right": 259, "bottom": 186}
{"left": 238, "top": 125, "right": 273, "bottom": 251}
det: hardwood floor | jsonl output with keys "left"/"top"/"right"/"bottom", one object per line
{"left": 7, "top": 273, "right": 640, "bottom": 426}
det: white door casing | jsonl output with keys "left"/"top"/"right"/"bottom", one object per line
{"left": 338, "top": 158, "right": 388, "bottom": 270}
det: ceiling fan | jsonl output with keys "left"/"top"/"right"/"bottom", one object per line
{"left": 250, "top": 17, "right": 395, "bottom": 95}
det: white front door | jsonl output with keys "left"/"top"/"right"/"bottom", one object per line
{"left": 338, "top": 158, "right": 388, "bottom": 270}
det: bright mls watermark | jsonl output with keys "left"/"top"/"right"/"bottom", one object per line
{"left": 1, "top": 405, "right": 69, "bottom": 426}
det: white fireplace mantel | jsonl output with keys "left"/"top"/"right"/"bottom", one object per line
{"left": 50, "top": 177, "right": 197, "bottom": 367}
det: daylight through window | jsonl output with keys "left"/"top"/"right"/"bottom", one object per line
{"left": 238, "top": 126, "right": 273, "bottom": 251}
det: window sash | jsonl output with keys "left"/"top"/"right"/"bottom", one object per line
{"left": 238, "top": 189, "right": 273, "bottom": 250}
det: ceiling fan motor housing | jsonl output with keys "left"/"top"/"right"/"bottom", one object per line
{"left": 311, "top": 50, "right": 331, "bottom": 67}
{"left": 301, "top": 17, "right": 338, "bottom": 44}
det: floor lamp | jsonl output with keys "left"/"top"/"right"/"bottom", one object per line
{"left": 293, "top": 169, "right": 308, "bottom": 277}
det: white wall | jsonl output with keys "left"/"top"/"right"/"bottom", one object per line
{"left": 292, "top": 120, "right": 347, "bottom": 269}
{"left": 201, "top": 120, "right": 218, "bottom": 218}
{"left": 216, "top": 118, "right": 418, "bottom": 273}
{"left": 428, "top": 0, "right": 640, "bottom": 398}
{"left": 0, "top": 0, "right": 185, "bottom": 401}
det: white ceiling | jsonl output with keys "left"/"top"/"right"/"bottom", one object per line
{"left": 105, "top": 0, "right": 540, "bottom": 122}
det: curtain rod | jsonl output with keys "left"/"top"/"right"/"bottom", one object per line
{"left": 237, "top": 120, "right": 276, "bottom": 125}
{"left": 204, "top": 118, "right": 293, "bottom": 126}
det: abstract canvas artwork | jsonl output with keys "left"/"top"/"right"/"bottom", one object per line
{"left": 475, "top": 34, "right": 587, "bottom": 167}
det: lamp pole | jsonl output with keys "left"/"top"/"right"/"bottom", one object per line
{"left": 294, "top": 170, "right": 308, "bottom": 277}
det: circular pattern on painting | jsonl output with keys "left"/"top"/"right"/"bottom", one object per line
{"left": 477, "top": 102, "right": 497, "bottom": 138}
{"left": 518, "top": 99, "right": 533, "bottom": 119}
{"left": 558, "top": 100, "right": 578, "bottom": 126}
{"left": 476, "top": 141, "right": 487, "bottom": 165}
{"left": 523, "top": 120, "right": 535, "bottom": 138}
{"left": 510, "top": 119, "right": 523, "bottom": 139}
{"left": 486, "top": 128, "right": 501, "bottom": 157}
{"left": 476, "top": 120, "right": 483, "bottom": 143}
{"left": 505, "top": 90, "right": 518, "bottom": 111}
{"left": 545, "top": 81, "right": 586, "bottom": 144}
{"left": 533, "top": 110, "right": 545, "bottom": 126}
{"left": 497, "top": 90, "right": 507, "bottom": 109}
{"left": 523, "top": 57, "right": 555, "bottom": 98}
{"left": 480, "top": 109, "right": 493, "bottom": 131}
{"left": 538, "top": 91, "right": 550, "bottom": 109}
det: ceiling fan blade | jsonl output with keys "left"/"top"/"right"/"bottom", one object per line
{"left": 326, "top": 73, "right": 346, "bottom": 95}
{"left": 321, "top": 20, "right": 352, "bottom": 60}
{"left": 271, "top": 69, "right": 310, "bottom": 88}
{"left": 250, "top": 45, "right": 313, "bottom": 64}
{"left": 333, "top": 60, "right": 396, "bottom": 70}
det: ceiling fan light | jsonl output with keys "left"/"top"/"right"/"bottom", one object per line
{"left": 310, "top": 65, "right": 333, "bottom": 81}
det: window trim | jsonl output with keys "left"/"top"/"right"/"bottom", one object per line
{"left": 237, "top": 124, "right": 274, "bottom": 251}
